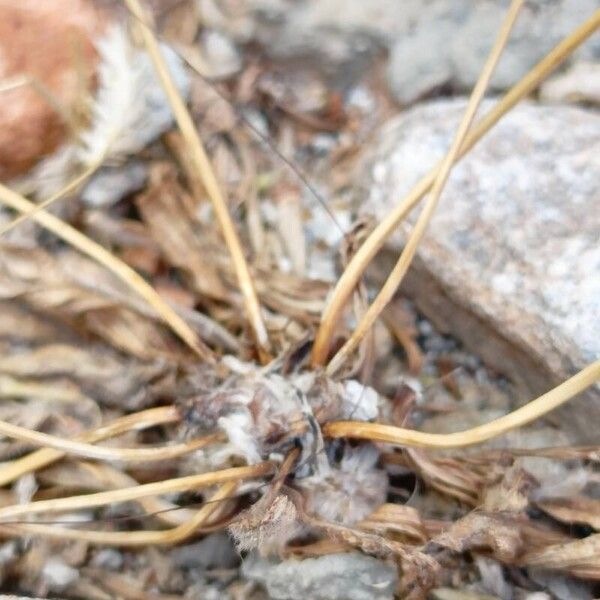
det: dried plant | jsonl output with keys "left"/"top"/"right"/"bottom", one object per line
{"left": 0, "top": 2, "right": 597, "bottom": 598}
{"left": 311, "top": 9, "right": 600, "bottom": 368}
{"left": 325, "top": 0, "right": 525, "bottom": 375}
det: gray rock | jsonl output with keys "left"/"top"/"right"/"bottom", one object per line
{"left": 358, "top": 99, "right": 599, "bottom": 442}
{"left": 206, "top": 1, "right": 599, "bottom": 97}
{"left": 242, "top": 552, "right": 398, "bottom": 600}
{"left": 171, "top": 532, "right": 239, "bottom": 570}
{"left": 82, "top": 162, "right": 147, "bottom": 208}
{"left": 528, "top": 570, "right": 594, "bottom": 600}
{"left": 388, "top": 0, "right": 600, "bottom": 104}
{"left": 201, "top": 0, "right": 425, "bottom": 86}
{"left": 540, "top": 61, "right": 600, "bottom": 106}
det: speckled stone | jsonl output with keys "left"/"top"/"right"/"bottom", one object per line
{"left": 242, "top": 552, "right": 398, "bottom": 600}
{"left": 208, "top": 1, "right": 600, "bottom": 100}
{"left": 358, "top": 99, "right": 599, "bottom": 441}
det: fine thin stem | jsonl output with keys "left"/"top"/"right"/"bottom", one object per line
{"left": 0, "top": 406, "right": 179, "bottom": 486}
{"left": 0, "top": 417, "right": 219, "bottom": 462}
{"left": 0, "top": 462, "right": 274, "bottom": 520}
{"left": 0, "top": 181, "right": 214, "bottom": 361}
{"left": 123, "top": 0, "right": 271, "bottom": 360}
{"left": 0, "top": 157, "right": 104, "bottom": 238}
{"left": 323, "top": 360, "right": 600, "bottom": 448}
{"left": 0, "top": 481, "right": 236, "bottom": 546}
{"left": 311, "top": 8, "right": 600, "bottom": 367}
{"left": 326, "top": 0, "right": 524, "bottom": 375}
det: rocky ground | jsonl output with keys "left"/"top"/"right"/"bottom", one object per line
{"left": 0, "top": 1, "right": 598, "bottom": 599}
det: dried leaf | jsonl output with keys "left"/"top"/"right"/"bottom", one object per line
{"left": 0, "top": 343, "right": 175, "bottom": 410}
{"left": 432, "top": 512, "right": 524, "bottom": 563}
{"left": 481, "top": 464, "right": 536, "bottom": 513}
{"left": 537, "top": 496, "right": 600, "bottom": 530}
{"left": 383, "top": 300, "right": 423, "bottom": 374}
{"left": 523, "top": 534, "right": 600, "bottom": 579}
{"left": 432, "top": 511, "right": 569, "bottom": 564}
{"left": 229, "top": 492, "right": 303, "bottom": 556}
{"left": 136, "top": 163, "right": 228, "bottom": 302}
{"left": 430, "top": 589, "right": 500, "bottom": 600}
{"left": 406, "top": 449, "right": 484, "bottom": 506}
{"left": 0, "top": 242, "right": 226, "bottom": 359}
{"left": 82, "top": 209, "right": 157, "bottom": 249}
{"left": 0, "top": 301, "right": 69, "bottom": 345}
{"left": 359, "top": 503, "right": 429, "bottom": 544}
{"left": 37, "top": 460, "right": 130, "bottom": 493}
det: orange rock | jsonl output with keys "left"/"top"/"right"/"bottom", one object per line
{"left": 0, "top": 0, "right": 110, "bottom": 180}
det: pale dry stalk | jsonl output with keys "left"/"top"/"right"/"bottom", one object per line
{"left": 0, "top": 417, "right": 219, "bottom": 462}
{"left": 324, "top": 360, "right": 600, "bottom": 447}
{"left": 0, "top": 181, "right": 213, "bottom": 360}
{"left": 1, "top": 481, "right": 237, "bottom": 546}
{"left": 312, "top": 9, "right": 600, "bottom": 367}
{"left": 0, "top": 462, "right": 273, "bottom": 520}
{"left": 123, "top": 0, "right": 271, "bottom": 359}
{"left": 0, "top": 406, "right": 180, "bottom": 486}
{"left": 326, "top": 0, "right": 524, "bottom": 374}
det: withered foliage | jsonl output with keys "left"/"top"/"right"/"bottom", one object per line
{"left": 0, "top": 4, "right": 598, "bottom": 600}
{"left": 536, "top": 496, "right": 600, "bottom": 530}
{"left": 522, "top": 534, "right": 600, "bottom": 580}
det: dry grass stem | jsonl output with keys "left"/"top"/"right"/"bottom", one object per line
{"left": 0, "top": 417, "right": 219, "bottom": 462}
{"left": 0, "top": 181, "right": 213, "bottom": 360}
{"left": 522, "top": 534, "right": 600, "bottom": 579}
{"left": 476, "top": 446, "right": 600, "bottom": 461}
{"left": 0, "top": 3, "right": 596, "bottom": 594}
{"left": 123, "top": 0, "right": 270, "bottom": 359}
{"left": 311, "top": 8, "right": 600, "bottom": 367}
{"left": 73, "top": 461, "right": 198, "bottom": 526}
{"left": 1, "top": 481, "right": 236, "bottom": 546}
{"left": 326, "top": 0, "right": 524, "bottom": 374}
{"left": 0, "top": 157, "right": 104, "bottom": 237}
{"left": 0, "top": 406, "right": 179, "bottom": 486}
{"left": 324, "top": 360, "right": 600, "bottom": 447}
{"left": 0, "top": 462, "right": 273, "bottom": 520}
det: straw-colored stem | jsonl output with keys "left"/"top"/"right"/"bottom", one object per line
{"left": 84, "top": 461, "right": 197, "bottom": 526}
{"left": 0, "top": 462, "right": 273, "bottom": 520}
{"left": 0, "top": 406, "right": 179, "bottom": 486}
{"left": 123, "top": 0, "right": 270, "bottom": 359}
{"left": 1, "top": 481, "right": 236, "bottom": 546}
{"left": 0, "top": 376, "right": 92, "bottom": 404}
{"left": 311, "top": 8, "right": 600, "bottom": 367}
{"left": 0, "top": 417, "right": 219, "bottom": 462}
{"left": 0, "top": 417, "right": 203, "bottom": 525}
{"left": 326, "top": 0, "right": 523, "bottom": 375}
{"left": 0, "top": 181, "right": 213, "bottom": 361}
{"left": 324, "top": 360, "right": 600, "bottom": 448}
{"left": 0, "top": 157, "right": 104, "bottom": 238}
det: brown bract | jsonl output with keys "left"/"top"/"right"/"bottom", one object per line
{"left": 0, "top": 0, "right": 110, "bottom": 179}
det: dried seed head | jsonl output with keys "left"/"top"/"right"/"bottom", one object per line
{"left": 178, "top": 360, "right": 394, "bottom": 489}
{"left": 179, "top": 361, "right": 391, "bottom": 468}
{"left": 298, "top": 445, "right": 388, "bottom": 525}
{"left": 229, "top": 493, "right": 304, "bottom": 556}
